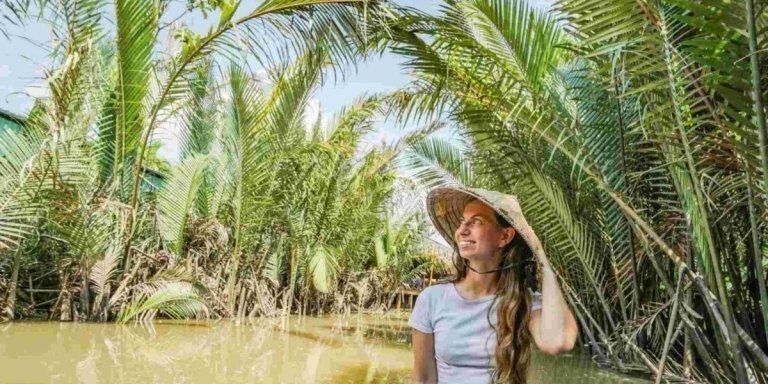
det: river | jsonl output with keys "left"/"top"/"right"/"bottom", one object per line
{"left": 0, "top": 313, "right": 647, "bottom": 383}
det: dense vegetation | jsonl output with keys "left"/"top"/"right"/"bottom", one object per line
{"left": 0, "top": 0, "right": 444, "bottom": 324}
{"left": 388, "top": 0, "right": 768, "bottom": 382}
{"left": 3, "top": 0, "right": 768, "bottom": 383}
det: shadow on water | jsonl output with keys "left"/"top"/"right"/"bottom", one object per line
{"left": 323, "top": 362, "right": 411, "bottom": 384}
{"left": 284, "top": 328, "right": 344, "bottom": 348}
{"left": 321, "top": 323, "right": 411, "bottom": 347}
{"left": 0, "top": 315, "right": 649, "bottom": 383}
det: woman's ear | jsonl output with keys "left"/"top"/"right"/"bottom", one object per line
{"left": 500, "top": 227, "right": 516, "bottom": 248}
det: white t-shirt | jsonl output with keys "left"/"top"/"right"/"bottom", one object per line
{"left": 409, "top": 283, "right": 542, "bottom": 384}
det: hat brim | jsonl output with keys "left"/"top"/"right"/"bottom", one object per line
{"left": 426, "top": 187, "right": 538, "bottom": 255}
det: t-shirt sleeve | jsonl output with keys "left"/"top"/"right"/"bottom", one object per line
{"left": 409, "top": 288, "right": 434, "bottom": 333}
{"left": 531, "top": 291, "right": 542, "bottom": 312}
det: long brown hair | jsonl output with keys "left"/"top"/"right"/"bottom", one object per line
{"left": 450, "top": 206, "right": 537, "bottom": 384}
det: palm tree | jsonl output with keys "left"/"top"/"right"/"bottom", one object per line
{"left": 0, "top": 0, "right": 415, "bottom": 321}
{"left": 215, "top": 60, "right": 406, "bottom": 315}
{"left": 386, "top": 0, "right": 768, "bottom": 382}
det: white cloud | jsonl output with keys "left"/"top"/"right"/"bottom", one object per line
{"left": 0, "top": 65, "right": 11, "bottom": 78}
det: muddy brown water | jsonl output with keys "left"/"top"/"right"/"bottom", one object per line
{"left": 0, "top": 314, "right": 647, "bottom": 383}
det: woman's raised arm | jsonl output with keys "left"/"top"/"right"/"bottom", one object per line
{"left": 528, "top": 265, "right": 579, "bottom": 355}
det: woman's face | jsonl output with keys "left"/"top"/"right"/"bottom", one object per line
{"left": 454, "top": 200, "right": 516, "bottom": 261}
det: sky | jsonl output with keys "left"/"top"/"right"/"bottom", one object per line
{"left": 0, "top": 0, "right": 555, "bottom": 161}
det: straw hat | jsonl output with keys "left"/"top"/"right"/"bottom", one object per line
{"left": 426, "top": 187, "right": 545, "bottom": 263}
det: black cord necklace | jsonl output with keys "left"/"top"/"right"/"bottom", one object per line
{"left": 466, "top": 261, "right": 521, "bottom": 274}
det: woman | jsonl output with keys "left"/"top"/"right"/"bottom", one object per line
{"left": 410, "top": 187, "right": 578, "bottom": 384}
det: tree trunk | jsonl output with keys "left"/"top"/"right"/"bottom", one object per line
{"left": 60, "top": 289, "right": 72, "bottom": 321}
{"left": 1, "top": 249, "right": 22, "bottom": 321}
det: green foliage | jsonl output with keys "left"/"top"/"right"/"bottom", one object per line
{"left": 0, "top": 129, "right": 45, "bottom": 251}
{"left": 157, "top": 155, "right": 208, "bottom": 256}
{"left": 0, "top": 0, "right": 435, "bottom": 324}
{"left": 309, "top": 245, "right": 338, "bottom": 293}
{"left": 6, "top": 0, "right": 768, "bottom": 381}
{"left": 390, "top": 0, "right": 768, "bottom": 381}
{"left": 117, "top": 281, "right": 209, "bottom": 323}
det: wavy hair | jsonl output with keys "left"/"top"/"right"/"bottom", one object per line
{"left": 450, "top": 206, "right": 537, "bottom": 384}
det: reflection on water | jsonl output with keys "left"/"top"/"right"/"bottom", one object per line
{"left": 0, "top": 314, "right": 647, "bottom": 383}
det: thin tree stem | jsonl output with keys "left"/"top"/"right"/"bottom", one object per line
{"left": 1, "top": 248, "right": 22, "bottom": 321}
{"left": 746, "top": 0, "right": 768, "bottom": 347}
{"left": 564, "top": 284, "right": 611, "bottom": 365}
{"left": 612, "top": 57, "right": 638, "bottom": 321}
{"left": 654, "top": 268, "right": 685, "bottom": 384}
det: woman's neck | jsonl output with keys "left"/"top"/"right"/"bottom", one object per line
{"left": 456, "top": 259, "right": 501, "bottom": 299}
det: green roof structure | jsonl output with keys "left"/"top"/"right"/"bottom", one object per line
{"left": 0, "top": 108, "right": 25, "bottom": 134}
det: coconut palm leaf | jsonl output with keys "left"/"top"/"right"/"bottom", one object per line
{"left": 157, "top": 155, "right": 208, "bottom": 256}
{"left": 171, "top": 60, "right": 220, "bottom": 218}
{"left": 88, "top": 241, "right": 122, "bottom": 319}
{"left": 224, "top": 47, "right": 351, "bottom": 301}
{"left": 0, "top": 128, "right": 48, "bottom": 250}
{"left": 260, "top": 49, "right": 328, "bottom": 150}
{"left": 43, "top": 0, "right": 109, "bottom": 133}
{"left": 203, "top": 153, "right": 229, "bottom": 219}
{"left": 178, "top": 61, "right": 216, "bottom": 160}
{"left": 89, "top": 244, "right": 120, "bottom": 297}
{"left": 116, "top": 281, "right": 208, "bottom": 323}
{"left": 519, "top": 164, "right": 617, "bottom": 328}
{"left": 448, "top": 0, "right": 563, "bottom": 91}
{"left": 221, "top": 62, "right": 270, "bottom": 308}
{"left": 389, "top": 0, "right": 768, "bottom": 379}
{"left": 112, "top": 0, "right": 157, "bottom": 199}
{"left": 401, "top": 136, "right": 474, "bottom": 189}
{"left": 125, "top": 0, "right": 400, "bottom": 215}
{"left": 56, "top": 203, "right": 114, "bottom": 262}
{"left": 309, "top": 245, "right": 338, "bottom": 293}
{"left": 263, "top": 236, "right": 286, "bottom": 285}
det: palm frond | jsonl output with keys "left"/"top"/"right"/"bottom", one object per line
{"left": 401, "top": 136, "right": 473, "bottom": 189}
{"left": 116, "top": 281, "right": 208, "bottom": 323}
{"left": 126, "top": 0, "right": 402, "bottom": 214}
{"left": 113, "top": 0, "right": 157, "bottom": 198}
{"left": 309, "top": 245, "right": 338, "bottom": 293}
{"left": 0, "top": 129, "right": 47, "bottom": 250}
{"left": 89, "top": 244, "right": 120, "bottom": 297}
{"left": 178, "top": 61, "right": 216, "bottom": 159}
{"left": 451, "top": 0, "right": 564, "bottom": 91}
{"left": 157, "top": 155, "right": 208, "bottom": 255}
